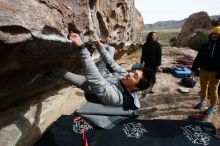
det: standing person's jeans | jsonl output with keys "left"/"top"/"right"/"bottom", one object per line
{"left": 144, "top": 64, "right": 157, "bottom": 73}
{"left": 199, "top": 69, "right": 219, "bottom": 107}
{"left": 143, "top": 64, "right": 157, "bottom": 93}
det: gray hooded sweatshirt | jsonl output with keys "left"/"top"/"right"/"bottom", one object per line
{"left": 79, "top": 44, "right": 140, "bottom": 109}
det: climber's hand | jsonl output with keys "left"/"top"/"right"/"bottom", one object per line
{"left": 68, "top": 32, "right": 83, "bottom": 47}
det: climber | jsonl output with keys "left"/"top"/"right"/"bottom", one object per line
{"left": 51, "top": 32, "right": 156, "bottom": 110}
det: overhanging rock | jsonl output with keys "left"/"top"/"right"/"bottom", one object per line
{"left": 0, "top": 0, "right": 144, "bottom": 109}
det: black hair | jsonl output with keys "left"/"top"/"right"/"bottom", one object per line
{"left": 146, "top": 31, "right": 157, "bottom": 42}
{"left": 136, "top": 67, "right": 156, "bottom": 90}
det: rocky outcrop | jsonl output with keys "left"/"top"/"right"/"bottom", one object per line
{"left": 0, "top": 0, "right": 143, "bottom": 145}
{"left": 176, "top": 11, "right": 211, "bottom": 47}
{"left": 0, "top": 0, "right": 144, "bottom": 110}
{"left": 0, "top": 86, "right": 86, "bottom": 146}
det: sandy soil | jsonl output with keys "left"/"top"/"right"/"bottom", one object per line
{"left": 118, "top": 46, "right": 220, "bottom": 129}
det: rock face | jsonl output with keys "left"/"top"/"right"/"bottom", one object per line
{"left": 0, "top": 1, "right": 143, "bottom": 145}
{"left": 176, "top": 11, "right": 211, "bottom": 47}
{"left": 0, "top": 0, "right": 144, "bottom": 110}
{"left": 0, "top": 86, "right": 86, "bottom": 146}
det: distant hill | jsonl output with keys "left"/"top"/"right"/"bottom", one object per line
{"left": 210, "top": 15, "right": 220, "bottom": 20}
{"left": 144, "top": 19, "right": 186, "bottom": 30}
{"left": 143, "top": 15, "right": 220, "bottom": 30}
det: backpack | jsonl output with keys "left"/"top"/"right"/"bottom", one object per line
{"left": 173, "top": 66, "right": 192, "bottom": 78}
{"left": 180, "top": 75, "right": 197, "bottom": 88}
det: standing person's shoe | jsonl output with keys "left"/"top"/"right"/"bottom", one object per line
{"left": 194, "top": 101, "right": 205, "bottom": 109}
{"left": 203, "top": 107, "right": 214, "bottom": 115}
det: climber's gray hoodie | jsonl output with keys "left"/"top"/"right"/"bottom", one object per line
{"left": 79, "top": 44, "right": 140, "bottom": 109}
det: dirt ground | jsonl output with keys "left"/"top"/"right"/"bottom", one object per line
{"left": 118, "top": 46, "right": 220, "bottom": 129}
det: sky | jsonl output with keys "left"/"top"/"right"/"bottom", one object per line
{"left": 135, "top": 0, "right": 220, "bottom": 24}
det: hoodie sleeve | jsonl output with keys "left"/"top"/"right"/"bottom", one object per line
{"left": 156, "top": 43, "right": 162, "bottom": 66}
{"left": 79, "top": 45, "right": 121, "bottom": 105}
{"left": 98, "top": 45, "right": 127, "bottom": 75}
{"left": 140, "top": 44, "right": 145, "bottom": 64}
{"left": 192, "top": 46, "right": 203, "bottom": 72}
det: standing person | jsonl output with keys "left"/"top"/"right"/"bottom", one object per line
{"left": 192, "top": 26, "right": 220, "bottom": 115}
{"left": 52, "top": 32, "right": 156, "bottom": 110}
{"left": 140, "top": 32, "right": 162, "bottom": 72}
{"left": 140, "top": 32, "right": 162, "bottom": 93}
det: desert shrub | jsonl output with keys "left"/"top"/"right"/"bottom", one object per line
{"left": 189, "top": 33, "right": 208, "bottom": 50}
{"left": 157, "top": 31, "right": 179, "bottom": 46}
{"left": 169, "top": 36, "right": 177, "bottom": 46}
{"left": 128, "top": 44, "right": 142, "bottom": 55}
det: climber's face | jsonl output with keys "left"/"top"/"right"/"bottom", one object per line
{"left": 121, "top": 69, "right": 144, "bottom": 91}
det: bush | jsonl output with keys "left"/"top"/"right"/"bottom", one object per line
{"left": 127, "top": 44, "right": 142, "bottom": 55}
{"left": 189, "top": 33, "right": 208, "bottom": 50}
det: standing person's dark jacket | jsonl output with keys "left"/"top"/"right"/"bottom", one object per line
{"left": 192, "top": 39, "right": 220, "bottom": 76}
{"left": 140, "top": 41, "right": 162, "bottom": 71}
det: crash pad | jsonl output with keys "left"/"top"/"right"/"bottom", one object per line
{"left": 34, "top": 115, "right": 220, "bottom": 146}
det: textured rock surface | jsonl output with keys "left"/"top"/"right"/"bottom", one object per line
{"left": 176, "top": 11, "right": 211, "bottom": 47}
{"left": 0, "top": 0, "right": 143, "bottom": 145}
{"left": 0, "top": 0, "right": 144, "bottom": 110}
{"left": 0, "top": 86, "right": 86, "bottom": 146}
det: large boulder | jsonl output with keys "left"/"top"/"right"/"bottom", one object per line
{"left": 176, "top": 11, "right": 211, "bottom": 47}
{"left": 0, "top": 0, "right": 144, "bottom": 110}
{"left": 0, "top": 0, "right": 144, "bottom": 145}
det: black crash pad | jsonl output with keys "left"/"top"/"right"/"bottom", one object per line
{"left": 34, "top": 115, "right": 220, "bottom": 146}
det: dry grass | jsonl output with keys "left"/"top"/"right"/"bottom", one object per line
{"left": 117, "top": 48, "right": 142, "bottom": 68}
{"left": 141, "top": 28, "right": 181, "bottom": 46}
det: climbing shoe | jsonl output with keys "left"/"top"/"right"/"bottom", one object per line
{"left": 203, "top": 107, "right": 214, "bottom": 115}
{"left": 194, "top": 101, "right": 205, "bottom": 109}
